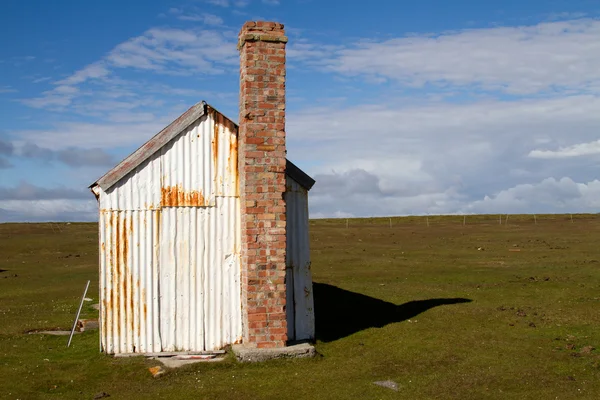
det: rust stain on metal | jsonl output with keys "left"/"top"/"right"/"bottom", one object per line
{"left": 101, "top": 298, "right": 108, "bottom": 348}
{"left": 161, "top": 185, "right": 208, "bottom": 207}
{"left": 229, "top": 133, "right": 239, "bottom": 197}
{"left": 213, "top": 111, "right": 220, "bottom": 174}
{"left": 142, "top": 288, "right": 147, "bottom": 322}
{"left": 109, "top": 212, "right": 134, "bottom": 344}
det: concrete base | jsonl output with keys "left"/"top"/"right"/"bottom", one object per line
{"left": 31, "top": 330, "right": 80, "bottom": 336}
{"left": 151, "top": 355, "right": 225, "bottom": 368}
{"left": 232, "top": 343, "right": 316, "bottom": 362}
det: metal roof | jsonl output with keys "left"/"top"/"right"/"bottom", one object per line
{"left": 90, "top": 101, "right": 315, "bottom": 192}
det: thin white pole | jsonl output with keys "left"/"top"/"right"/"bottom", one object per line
{"left": 68, "top": 280, "right": 90, "bottom": 348}
{"left": 571, "top": 214, "right": 574, "bottom": 223}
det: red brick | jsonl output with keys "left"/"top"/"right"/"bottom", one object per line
{"left": 239, "top": 21, "right": 288, "bottom": 348}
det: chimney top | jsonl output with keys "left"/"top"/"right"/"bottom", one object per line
{"left": 238, "top": 21, "right": 288, "bottom": 49}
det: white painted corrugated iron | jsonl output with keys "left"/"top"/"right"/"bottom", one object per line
{"left": 91, "top": 102, "right": 315, "bottom": 354}
{"left": 285, "top": 176, "right": 315, "bottom": 341}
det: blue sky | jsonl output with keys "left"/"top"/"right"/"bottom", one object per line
{"left": 1, "top": 0, "right": 600, "bottom": 221}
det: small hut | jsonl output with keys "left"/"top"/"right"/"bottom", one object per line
{"left": 90, "top": 21, "right": 315, "bottom": 354}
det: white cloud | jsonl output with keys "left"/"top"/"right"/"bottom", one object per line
{"left": 262, "top": 0, "right": 280, "bottom": 5}
{"left": 465, "top": 177, "right": 600, "bottom": 214}
{"left": 56, "top": 27, "right": 237, "bottom": 81}
{"left": 0, "top": 86, "right": 17, "bottom": 94}
{"left": 126, "top": 28, "right": 232, "bottom": 70}
{"left": 20, "top": 85, "right": 79, "bottom": 108}
{"left": 178, "top": 13, "right": 224, "bottom": 25}
{"left": 55, "top": 63, "right": 109, "bottom": 85}
{"left": 13, "top": 120, "right": 170, "bottom": 150}
{"left": 323, "top": 18, "right": 600, "bottom": 95}
{"left": 287, "top": 41, "right": 342, "bottom": 63}
{"left": 529, "top": 139, "right": 600, "bottom": 158}
{"left": 168, "top": 8, "right": 224, "bottom": 25}
{"left": 0, "top": 182, "right": 96, "bottom": 222}
{"left": 206, "top": 0, "right": 229, "bottom": 6}
{"left": 16, "top": 142, "right": 118, "bottom": 167}
{"left": 21, "top": 26, "right": 237, "bottom": 111}
{"left": 287, "top": 94, "right": 600, "bottom": 217}
{"left": 546, "top": 12, "right": 588, "bottom": 21}
{"left": 31, "top": 76, "right": 52, "bottom": 84}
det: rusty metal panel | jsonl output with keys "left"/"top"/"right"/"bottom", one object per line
{"left": 160, "top": 110, "right": 238, "bottom": 208}
{"left": 285, "top": 176, "right": 315, "bottom": 341}
{"left": 211, "top": 110, "right": 239, "bottom": 197}
{"left": 159, "top": 197, "right": 242, "bottom": 351}
{"left": 99, "top": 209, "right": 161, "bottom": 354}
{"left": 99, "top": 197, "right": 241, "bottom": 354}
{"left": 99, "top": 152, "right": 162, "bottom": 211}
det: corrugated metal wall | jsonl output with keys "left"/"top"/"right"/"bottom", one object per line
{"left": 285, "top": 176, "right": 315, "bottom": 341}
{"left": 98, "top": 111, "right": 242, "bottom": 354}
{"left": 99, "top": 209, "right": 161, "bottom": 354}
{"left": 158, "top": 201, "right": 241, "bottom": 352}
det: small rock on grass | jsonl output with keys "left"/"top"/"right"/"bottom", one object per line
{"left": 149, "top": 366, "right": 165, "bottom": 378}
{"left": 93, "top": 392, "right": 110, "bottom": 399}
{"left": 374, "top": 380, "right": 399, "bottom": 391}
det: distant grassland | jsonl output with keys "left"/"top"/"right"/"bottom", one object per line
{"left": 1, "top": 214, "right": 600, "bottom": 399}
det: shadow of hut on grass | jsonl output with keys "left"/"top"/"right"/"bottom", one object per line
{"left": 313, "top": 282, "right": 472, "bottom": 342}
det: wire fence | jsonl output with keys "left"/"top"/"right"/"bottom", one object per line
{"left": 310, "top": 213, "right": 600, "bottom": 228}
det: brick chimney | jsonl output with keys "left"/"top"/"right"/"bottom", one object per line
{"left": 238, "top": 21, "right": 288, "bottom": 348}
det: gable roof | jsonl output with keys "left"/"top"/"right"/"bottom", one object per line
{"left": 90, "top": 101, "right": 315, "bottom": 192}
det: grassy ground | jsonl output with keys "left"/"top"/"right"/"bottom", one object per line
{"left": 1, "top": 215, "right": 599, "bottom": 399}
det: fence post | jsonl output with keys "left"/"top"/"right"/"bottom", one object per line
{"left": 426, "top": 216, "right": 429, "bottom": 227}
{"left": 346, "top": 219, "right": 349, "bottom": 229}
{"left": 534, "top": 214, "right": 537, "bottom": 225}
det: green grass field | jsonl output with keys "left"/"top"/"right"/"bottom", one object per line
{"left": 1, "top": 215, "right": 600, "bottom": 399}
